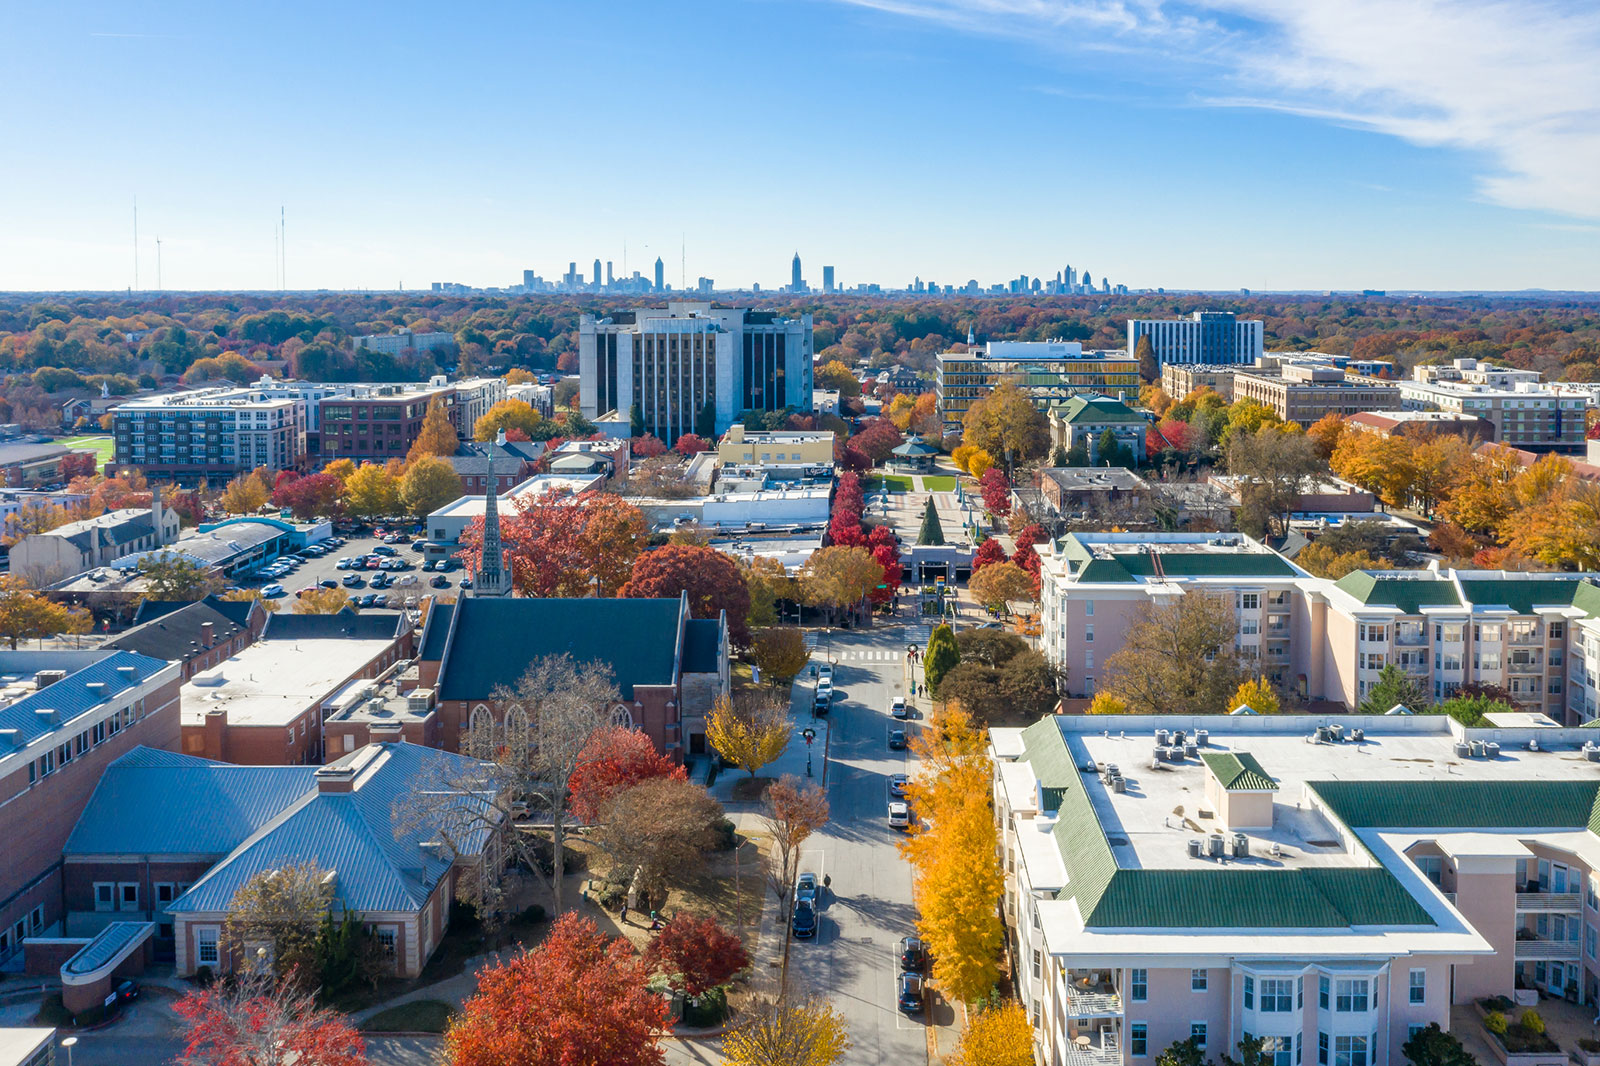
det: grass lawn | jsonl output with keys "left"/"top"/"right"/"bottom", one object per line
{"left": 361, "top": 1000, "right": 456, "bottom": 1034}
{"left": 865, "top": 474, "right": 914, "bottom": 494}
{"left": 920, "top": 475, "right": 957, "bottom": 491}
{"left": 55, "top": 434, "right": 115, "bottom": 466}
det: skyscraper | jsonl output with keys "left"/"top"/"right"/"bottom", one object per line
{"left": 522, "top": 269, "right": 535, "bottom": 289}
{"left": 1127, "top": 310, "right": 1265, "bottom": 366}
{"left": 592, "top": 259, "right": 602, "bottom": 288}
{"left": 791, "top": 252, "right": 803, "bottom": 294}
{"left": 606, "top": 261, "right": 614, "bottom": 286}
{"left": 654, "top": 257, "right": 665, "bottom": 293}
{"left": 823, "top": 265, "right": 835, "bottom": 294}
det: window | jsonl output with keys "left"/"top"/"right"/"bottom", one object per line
{"left": 1240, "top": 593, "right": 1260, "bottom": 610}
{"left": 1262, "top": 978, "right": 1294, "bottom": 1012}
{"left": 1085, "top": 600, "right": 1094, "bottom": 616}
{"left": 1131, "top": 1023, "right": 1148, "bottom": 1057}
{"left": 1259, "top": 1036, "right": 1293, "bottom": 1066}
{"left": 119, "top": 883, "right": 139, "bottom": 910}
{"left": 1130, "top": 968, "right": 1148, "bottom": 1001}
{"left": 1415, "top": 855, "right": 1443, "bottom": 886}
{"left": 1192, "top": 968, "right": 1208, "bottom": 991}
{"left": 1030, "top": 999, "right": 1041, "bottom": 1027}
{"left": 1085, "top": 625, "right": 1094, "bottom": 643}
{"left": 156, "top": 883, "right": 176, "bottom": 905}
{"left": 1031, "top": 949, "right": 1041, "bottom": 979}
{"left": 94, "top": 883, "right": 115, "bottom": 912}
{"left": 1191, "top": 1023, "right": 1208, "bottom": 1049}
{"left": 1335, "top": 979, "right": 1369, "bottom": 1012}
{"left": 1318, "top": 1033, "right": 1329, "bottom": 1066}
{"left": 1244, "top": 975, "right": 1254, "bottom": 1009}
{"left": 1587, "top": 924, "right": 1597, "bottom": 960}
{"left": 29, "top": 907, "right": 42, "bottom": 933}
{"left": 1334, "top": 1035, "right": 1369, "bottom": 1066}
{"left": 197, "top": 928, "right": 219, "bottom": 965}
{"left": 1318, "top": 976, "right": 1330, "bottom": 1008}
{"left": 1298, "top": 977, "right": 1304, "bottom": 1008}
{"left": 376, "top": 928, "right": 397, "bottom": 958}
{"left": 1409, "top": 969, "right": 1425, "bottom": 1004}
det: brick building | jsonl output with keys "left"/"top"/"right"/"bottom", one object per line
{"left": 415, "top": 592, "right": 729, "bottom": 760}
{"left": 62, "top": 743, "right": 502, "bottom": 978}
{"left": 179, "top": 611, "right": 414, "bottom": 766}
{"left": 0, "top": 649, "right": 181, "bottom": 966}
{"left": 101, "top": 595, "right": 269, "bottom": 681}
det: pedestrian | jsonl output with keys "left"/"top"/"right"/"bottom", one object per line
{"left": 619, "top": 903, "right": 628, "bottom": 924}
{"left": 650, "top": 910, "right": 661, "bottom": 930}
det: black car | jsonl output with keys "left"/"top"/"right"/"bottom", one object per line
{"left": 791, "top": 900, "right": 817, "bottom": 939}
{"left": 318, "top": 579, "right": 338, "bottom": 589}
{"left": 115, "top": 978, "right": 140, "bottom": 1002}
{"left": 813, "top": 692, "right": 831, "bottom": 716}
{"left": 897, "top": 971, "right": 924, "bottom": 1014}
{"left": 889, "top": 729, "right": 907, "bottom": 751}
{"left": 430, "top": 575, "right": 451, "bottom": 588}
{"left": 898, "top": 935, "right": 926, "bottom": 972}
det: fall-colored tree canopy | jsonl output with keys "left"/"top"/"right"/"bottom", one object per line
{"left": 968, "top": 561, "right": 1035, "bottom": 611}
{"left": 644, "top": 913, "right": 750, "bottom": 998}
{"left": 1230, "top": 675, "right": 1282, "bottom": 715}
{"left": 567, "top": 724, "right": 688, "bottom": 823}
{"left": 1102, "top": 591, "right": 1245, "bottom": 715}
{"left": 752, "top": 626, "right": 810, "bottom": 687}
{"left": 950, "top": 1001, "right": 1034, "bottom": 1066}
{"left": 343, "top": 462, "right": 403, "bottom": 518}
{"left": 175, "top": 971, "right": 366, "bottom": 1066}
{"left": 407, "top": 395, "right": 461, "bottom": 463}
{"left": 706, "top": 693, "right": 791, "bottom": 779}
{"left": 962, "top": 383, "right": 1049, "bottom": 463}
{"left": 621, "top": 542, "right": 752, "bottom": 645}
{"left": 295, "top": 588, "right": 356, "bottom": 615}
{"left": 460, "top": 489, "right": 647, "bottom": 600}
{"left": 473, "top": 399, "right": 543, "bottom": 441}
{"left": 445, "top": 912, "right": 667, "bottom": 1066}
{"left": 721, "top": 996, "right": 851, "bottom": 1066}
{"left": 399, "top": 454, "right": 464, "bottom": 520}
{"left": 0, "top": 576, "right": 92, "bottom": 648}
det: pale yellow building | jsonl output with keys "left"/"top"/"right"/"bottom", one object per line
{"left": 717, "top": 426, "right": 835, "bottom": 466}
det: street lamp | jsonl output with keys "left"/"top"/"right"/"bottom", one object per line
{"left": 60, "top": 1036, "right": 77, "bottom": 1066}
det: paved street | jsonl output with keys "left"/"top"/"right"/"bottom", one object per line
{"left": 54, "top": 1032, "right": 441, "bottom": 1065}
{"left": 786, "top": 621, "right": 936, "bottom": 1065}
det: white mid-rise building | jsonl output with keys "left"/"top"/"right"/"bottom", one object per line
{"left": 1127, "top": 311, "right": 1265, "bottom": 366}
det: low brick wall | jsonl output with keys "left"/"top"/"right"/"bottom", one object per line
{"left": 23, "top": 938, "right": 89, "bottom": 977}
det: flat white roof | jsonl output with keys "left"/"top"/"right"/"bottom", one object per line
{"left": 429, "top": 474, "right": 602, "bottom": 520}
{"left": 1070, "top": 723, "right": 1600, "bottom": 873}
{"left": 0, "top": 1029, "right": 54, "bottom": 1065}
{"left": 182, "top": 637, "right": 395, "bottom": 727}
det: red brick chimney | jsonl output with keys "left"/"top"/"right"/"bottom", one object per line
{"left": 201, "top": 622, "right": 215, "bottom": 648}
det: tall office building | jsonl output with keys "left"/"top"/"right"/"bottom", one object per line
{"left": 823, "top": 265, "right": 835, "bottom": 294}
{"left": 654, "top": 257, "right": 665, "bottom": 293}
{"left": 791, "top": 252, "right": 804, "bottom": 294}
{"left": 592, "top": 259, "right": 602, "bottom": 288}
{"left": 1127, "top": 310, "right": 1265, "bottom": 366}
{"left": 522, "top": 269, "right": 535, "bottom": 289}
{"left": 606, "top": 261, "right": 614, "bottom": 286}
{"left": 578, "top": 302, "right": 814, "bottom": 441}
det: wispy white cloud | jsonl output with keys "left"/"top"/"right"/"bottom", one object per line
{"left": 833, "top": 0, "right": 1600, "bottom": 220}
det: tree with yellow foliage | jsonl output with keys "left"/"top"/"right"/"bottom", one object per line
{"left": 1086, "top": 692, "right": 1128, "bottom": 715}
{"left": 343, "top": 462, "right": 402, "bottom": 518}
{"left": 949, "top": 1001, "right": 1034, "bottom": 1066}
{"left": 504, "top": 368, "right": 535, "bottom": 385}
{"left": 951, "top": 443, "right": 976, "bottom": 473}
{"left": 705, "top": 693, "right": 791, "bottom": 780}
{"left": 294, "top": 588, "right": 355, "bottom": 614}
{"left": 1294, "top": 544, "right": 1383, "bottom": 580}
{"left": 1305, "top": 412, "right": 1346, "bottom": 460}
{"left": 322, "top": 458, "right": 357, "bottom": 486}
{"left": 902, "top": 706, "right": 1004, "bottom": 1004}
{"left": 400, "top": 454, "right": 464, "bottom": 520}
{"left": 220, "top": 471, "right": 270, "bottom": 514}
{"left": 405, "top": 396, "right": 460, "bottom": 464}
{"left": 0, "top": 576, "right": 92, "bottom": 649}
{"left": 1405, "top": 434, "right": 1474, "bottom": 517}
{"left": 220, "top": 588, "right": 280, "bottom": 613}
{"left": 888, "top": 393, "right": 917, "bottom": 431}
{"left": 721, "top": 996, "right": 850, "bottom": 1066}
{"left": 1437, "top": 444, "right": 1522, "bottom": 533}
{"left": 473, "top": 399, "right": 543, "bottom": 442}
{"left": 966, "top": 449, "right": 995, "bottom": 478}
{"left": 1230, "top": 676, "right": 1281, "bottom": 714}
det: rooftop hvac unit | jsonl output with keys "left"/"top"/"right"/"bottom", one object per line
{"left": 1185, "top": 742, "right": 1198, "bottom": 758}
{"left": 1208, "top": 834, "right": 1226, "bottom": 858}
{"left": 1485, "top": 741, "right": 1501, "bottom": 758}
{"left": 1112, "top": 777, "right": 1127, "bottom": 793}
{"left": 1155, "top": 728, "right": 1170, "bottom": 746}
{"left": 1173, "top": 730, "right": 1187, "bottom": 746}
{"left": 1188, "top": 839, "right": 1203, "bottom": 859}
{"left": 1455, "top": 741, "right": 1471, "bottom": 758}
{"left": 1196, "top": 729, "right": 1209, "bottom": 747}
{"left": 1586, "top": 747, "right": 1600, "bottom": 763}
{"left": 1233, "top": 833, "right": 1249, "bottom": 858}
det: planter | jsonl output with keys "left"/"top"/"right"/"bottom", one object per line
{"left": 1474, "top": 1001, "right": 1565, "bottom": 1066}
{"left": 1571, "top": 1049, "right": 1600, "bottom": 1066}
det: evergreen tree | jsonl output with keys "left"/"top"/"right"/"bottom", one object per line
{"left": 1051, "top": 444, "right": 1068, "bottom": 467}
{"left": 1359, "top": 664, "right": 1430, "bottom": 715}
{"left": 696, "top": 400, "right": 717, "bottom": 440}
{"left": 1064, "top": 439, "right": 1090, "bottom": 467}
{"left": 629, "top": 402, "right": 644, "bottom": 437}
{"left": 917, "top": 497, "right": 945, "bottom": 546}
{"left": 924, "top": 623, "right": 960, "bottom": 696}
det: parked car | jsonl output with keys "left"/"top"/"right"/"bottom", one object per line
{"left": 813, "top": 692, "right": 831, "bottom": 716}
{"left": 115, "top": 978, "right": 140, "bottom": 1003}
{"left": 372, "top": 545, "right": 398, "bottom": 556}
{"left": 818, "top": 663, "right": 833, "bottom": 685}
{"left": 891, "top": 697, "right": 908, "bottom": 718}
{"left": 343, "top": 574, "right": 366, "bottom": 588}
{"left": 318, "top": 579, "right": 338, "bottom": 589}
{"left": 360, "top": 593, "right": 381, "bottom": 608}
{"left": 816, "top": 679, "right": 833, "bottom": 702}
{"left": 398, "top": 574, "right": 418, "bottom": 587}
{"left": 898, "top": 936, "right": 926, "bottom": 972}
{"left": 791, "top": 900, "right": 817, "bottom": 939}
{"left": 889, "top": 729, "right": 907, "bottom": 751}
{"left": 796, "top": 872, "right": 818, "bottom": 904}
{"left": 430, "top": 576, "right": 451, "bottom": 588}
{"left": 460, "top": 577, "right": 473, "bottom": 590}
{"left": 262, "top": 584, "right": 285, "bottom": 598}
{"left": 897, "top": 971, "right": 924, "bottom": 1014}
{"left": 889, "top": 773, "right": 909, "bottom": 797}
{"left": 888, "top": 801, "right": 911, "bottom": 829}
{"left": 336, "top": 558, "right": 353, "bottom": 570}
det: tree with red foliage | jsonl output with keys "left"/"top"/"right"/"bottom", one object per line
{"left": 620, "top": 543, "right": 752, "bottom": 645}
{"left": 980, "top": 466, "right": 1011, "bottom": 516}
{"left": 674, "top": 433, "right": 710, "bottom": 456}
{"left": 1148, "top": 419, "right": 1194, "bottom": 456}
{"left": 568, "top": 725, "right": 688, "bottom": 823}
{"left": 850, "top": 418, "right": 904, "bottom": 465}
{"left": 866, "top": 524, "right": 902, "bottom": 605}
{"left": 272, "top": 472, "right": 344, "bottom": 521}
{"left": 1011, "top": 524, "right": 1047, "bottom": 597}
{"left": 460, "top": 489, "right": 648, "bottom": 598}
{"left": 632, "top": 435, "right": 668, "bottom": 458}
{"left": 834, "top": 436, "right": 870, "bottom": 472}
{"left": 58, "top": 452, "right": 96, "bottom": 479}
{"left": 829, "top": 471, "right": 867, "bottom": 547}
{"left": 645, "top": 913, "right": 750, "bottom": 998}
{"left": 174, "top": 971, "right": 366, "bottom": 1066}
{"left": 834, "top": 471, "right": 865, "bottom": 519}
{"left": 972, "top": 537, "right": 1008, "bottom": 573}
{"left": 503, "top": 427, "right": 532, "bottom": 442}
{"left": 446, "top": 912, "right": 666, "bottom": 1066}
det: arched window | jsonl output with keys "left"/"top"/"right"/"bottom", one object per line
{"left": 610, "top": 704, "right": 635, "bottom": 730}
{"left": 504, "top": 704, "right": 530, "bottom": 753}
{"left": 466, "top": 705, "right": 496, "bottom": 759}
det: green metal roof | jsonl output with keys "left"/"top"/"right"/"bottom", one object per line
{"left": 1201, "top": 751, "right": 1278, "bottom": 791}
{"left": 1334, "top": 572, "right": 1462, "bottom": 614}
{"left": 1117, "top": 552, "right": 1297, "bottom": 579}
{"left": 1311, "top": 779, "right": 1600, "bottom": 830}
{"left": 1456, "top": 578, "right": 1588, "bottom": 616}
{"left": 1052, "top": 395, "right": 1146, "bottom": 425}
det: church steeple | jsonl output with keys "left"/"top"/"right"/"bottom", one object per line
{"left": 472, "top": 464, "right": 509, "bottom": 598}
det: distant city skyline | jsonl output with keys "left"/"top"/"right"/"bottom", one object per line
{"left": 2, "top": 1, "right": 1597, "bottom": 293}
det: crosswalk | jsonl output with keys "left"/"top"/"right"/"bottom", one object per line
{"left": 813, "top": 648, "right": 904, "bottom": 662}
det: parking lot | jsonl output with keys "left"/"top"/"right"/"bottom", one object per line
{"left": 232, "top": 527, "right": 469, "bottom": 609}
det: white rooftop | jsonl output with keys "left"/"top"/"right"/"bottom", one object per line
{"left": 1065, "top": 719, "right": 1600, "bottom": 873}
{"left": 181, "top": 637, "right": 396, "bottom": 727}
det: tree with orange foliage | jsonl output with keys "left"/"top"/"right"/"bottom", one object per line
{"left": 567, "top": 724, "right": 687, "bottom": 823}
{"left": 622, "top": 543, "right": 752, "bottom": 645}
{"left": 175, "top": 971, "right": 366, "bottom": 1066}
{"left": 445, "top": 913, "right": 667, "bottom": 1066}
{"left": 1306, "top": 412, "right": 1347, "bottom": 460}
{"left": 460, "top": 489, "right": 647, "bottom": 599}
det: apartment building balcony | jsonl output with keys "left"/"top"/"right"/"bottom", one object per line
{"left": 1514, "top": 934, "right": 1581, "bottom": 961}
{"left": 1065, "top": 974, "right": 1123, "bottom": 1019}
{"left": 1516, "top": 891, "right": 1581, "bottom": 913}
{"left": 1063, "top": 1028, "right": 1122, "bottom": 1066}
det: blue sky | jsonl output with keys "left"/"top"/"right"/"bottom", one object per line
{"left": 3, "top": 0, "right": 1597, "bottom": 292}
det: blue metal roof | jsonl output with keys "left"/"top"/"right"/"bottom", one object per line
{"left": 63, "top": 921, "right": 154, "bottom": 977}
{"left": 64, "top": 748, "right": 318, "bottom": 856}
{"left": 0, "top": 651, "right": 170, "bottom": 750}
